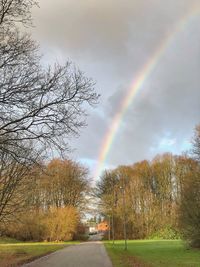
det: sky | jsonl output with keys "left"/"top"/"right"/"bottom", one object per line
{"left": 32, "top": 0, "right": 200, "bottom": 180}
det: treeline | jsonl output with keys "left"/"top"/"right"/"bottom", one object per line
{"left": 96, "top": 125, "right": 200, "bottom": 247}
{"left": 1, "top": 159, "right": 89, "bottom": 241}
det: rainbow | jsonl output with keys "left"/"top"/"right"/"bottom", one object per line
{"left": 94, "top": 5, "right": 199, "bottom": 180}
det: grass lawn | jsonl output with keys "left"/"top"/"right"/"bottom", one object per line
{"left": 104, "top": 240, "right": 200, "bottom": 267}
{"left": 0, "top": 237, "right": 79, "bottom": 267}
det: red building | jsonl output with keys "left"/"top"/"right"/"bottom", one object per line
{"left": 97, "top": 221, "right": 109, "bottom": 232}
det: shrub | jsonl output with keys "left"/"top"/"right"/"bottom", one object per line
{"left": 5, "top": 211, "right": 45, "bottom": 241}
{"left": 148, "top": 226, "right": 180, "bottom": 240}
{"left": 5, "top": 206, "right": 80, "bottom": 242}
{"left": 43, "top": 206, "right": 79, "bottom": 241}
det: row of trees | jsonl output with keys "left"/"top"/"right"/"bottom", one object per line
{"left": 96, "top": 125, "right": 200, "bottom": 247}
{"left": 0, "top": 0, "right": 98, "bottom": 238}
{"left": 2, "top": 159, "right": 89, "bottom": 241}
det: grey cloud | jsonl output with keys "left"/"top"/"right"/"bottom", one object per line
{"left": 33, "top": 0, "right": 199, "bottom": 77}
{"left": 30, "top": 0, "right": 200, "bottom": 172}
{"left": 106, "top": 20, "right": 200, "bottom": 165}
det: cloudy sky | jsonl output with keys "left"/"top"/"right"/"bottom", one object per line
{"left": 32, "top": 0, "right": 200, "bottom": 179}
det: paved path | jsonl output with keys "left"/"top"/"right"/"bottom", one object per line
{"left": 22, "top": 241, "right": 113, "bottom": 267}
{"left": 88, "top": 233, "right": 104, "bottom": 241}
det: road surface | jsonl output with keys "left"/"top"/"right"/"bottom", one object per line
{"left": 88, "top": 232, "right": 104, "bottom": 241}
{"left": 22, "top": 241, "right": 113, "bottom": 267}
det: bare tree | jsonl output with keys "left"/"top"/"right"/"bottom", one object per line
{"left": 0, "top": 56, "right": 98, "bottom": 156}
{"left": 0, "top": 0, "right": 99, "bottom": 158}
{"left": 0, "top": 0, "right": 98, "bottom": 222}
{"left": 39, "top": 159, "right": 90, "bottom": 210}
{"left": 0, "top": 146, "right": 36, "bottom": 223}
{"left": 0, "top": 0, "right": 37, "bottom": 28}
{"left": 192, "top": 125, "right": 200, "bottom": 162}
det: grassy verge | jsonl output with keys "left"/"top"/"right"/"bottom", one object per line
{"left": 0, "top": 237, "right": 79, "bottom": 267}
{"left": 104, "top": 240, "right": 200, "bottom": 267}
